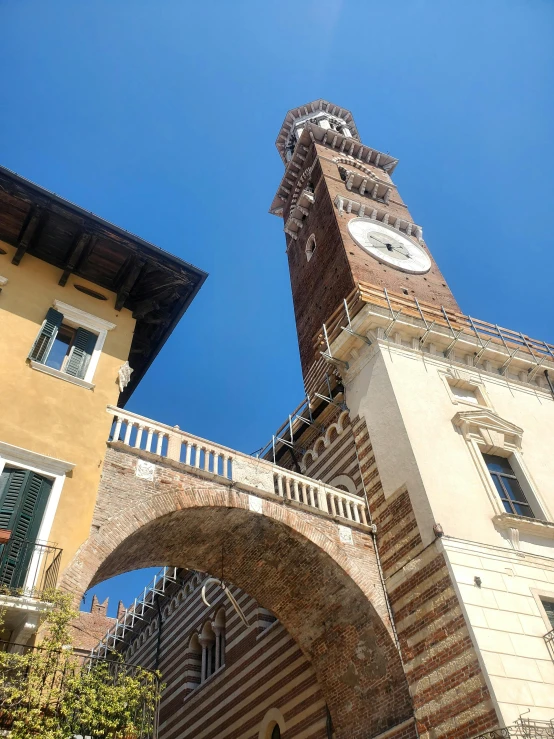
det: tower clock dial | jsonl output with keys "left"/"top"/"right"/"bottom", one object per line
{"left": 348, "top": 218, "right": 431, "bottom": 274}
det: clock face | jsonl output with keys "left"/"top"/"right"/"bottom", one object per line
{"left": 348, "top": 218, "right": 431, "bottom": 274}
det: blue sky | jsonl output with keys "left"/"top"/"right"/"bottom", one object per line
{"left": 2, "top": 0, "right": 553, "bottom": 616}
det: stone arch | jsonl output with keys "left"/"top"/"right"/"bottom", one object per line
{"left": 333, "top": 156, "right": 387, "bottom": 184}
{"left": 258, "top": 707, "right": 286, "bottom": 739}
{"left": 61, "top": 449, "right": 413, "bottom": 738}
{"left": 330, "top": 474, "right": 357, "bottom": 496}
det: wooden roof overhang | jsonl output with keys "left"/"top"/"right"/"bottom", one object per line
{"left": 0, "top": 165, "right": 207, "bottom": 406}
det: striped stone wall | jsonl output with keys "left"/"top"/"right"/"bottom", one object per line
{"left": 351, "top": 415, "right": 499, "bottom": 739}
{"left": 123, "top": 574, "right": 329, "bottom": 739}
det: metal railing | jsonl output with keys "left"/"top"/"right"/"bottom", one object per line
{"left": 0, "top": 642, "right": 160, "bottom": 737}
{"left": 474, "top": 719, "right": 554, "bottom": 738}
{"left": 308, "top": 281, "right": 554, "bottom": 399}
{"left": 0, "top": 539, "right": 62, "bottom": 598}
{"left": 545, "top": 629, "right": 554, "bottom": 660}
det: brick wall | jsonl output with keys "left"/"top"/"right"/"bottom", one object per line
{"left": 280, "top": 140, "right": 459, "bottom": 379}
{"left": 63, "top": 444, "right": 414, "bottom": 739}
{"left": 351, "top": 416, "right": 499, "bottom": 739}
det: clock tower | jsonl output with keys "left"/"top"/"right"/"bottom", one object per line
{"left": 270, "top": 99, "right": 459, "bottom": 383}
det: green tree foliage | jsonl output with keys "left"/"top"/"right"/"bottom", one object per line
{"left": 0, "top": 590, "right": 162, "bottom": 738}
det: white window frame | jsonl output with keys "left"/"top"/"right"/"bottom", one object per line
{"left": 0, "top": 441, "right": 75, "bottom": 592}
{"left": 440, "top": 369, "right": 492, "bottom": 409}
{"left": 29, "top": 300, "right": 116, "bottom": 390}
{"left": 530, "top": 588, "right": 554, "bottom": 633}
{"left": 453, "top": 409, "right": 551, "bottom": 525}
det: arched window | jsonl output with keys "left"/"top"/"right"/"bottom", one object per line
{"left": 185, "top": 633, "right": 202, "bottom": 690}
{"left": 305, "top": 234, "right": 316, "bottom": 262}
{"left": 214, "top": 608, "right": 226, "bottom": 671}
{"left": 199, "top": 621, "right": 216, "bottom": 682}
{"left": 258, "top": 709, "right": 285, "bottom": 739}
{"left": 329, "top": 475, "right": 357, "bottom": 496}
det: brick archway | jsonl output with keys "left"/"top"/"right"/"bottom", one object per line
{"left": 62, "top": 446, "right": 415, "bottom": 739}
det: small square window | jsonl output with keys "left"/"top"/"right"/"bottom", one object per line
{"left": 446, "top": 377, "right": 486, "bottom": 407}
{"left": 450, "top": 385, "right": 479, "bottom": 404}
{"left": 28, "top": 307, "right": 99, "bottom": 381}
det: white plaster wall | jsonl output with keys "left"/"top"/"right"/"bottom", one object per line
{"left": 443, "top": 539, "right": 554, "bottom": 726}
{"left": 346, "top": 345, "right": 437, "bottom": 541}
{"left": 347, "top": 340, "right": 554, "bottom": 727}
{"left": 347, "top": 342, "right": 554, "bottom": 550}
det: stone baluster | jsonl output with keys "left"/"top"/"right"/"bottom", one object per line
{"left": 185, "top": 443, "right": 192, "bottom": 466}
{"left": 293, "top": 479, "right": 300, "bottom": 502}
{"left": 329, "top": 494, "right": 337, "bottom": 516}
{"left": 134, "top": 425, "right": 143, "bottom": 449}
{"left": 145, "top": 428, "right": 154, "bottom": 452}
{"left": 285, "top": 477, "right": 292, "bottom": 500}
{"left": 113, "top": 418, "right": 122, "bottom": 443}
{"left": 123, "top": 421, "right": 133, "bottom": 445}
{"left": 276, "top": 474, "right": 284, "bottom": 498}
{"left": 308, "top": 486, "right": 316, "bottom": 508}
{"left": 204, "top": 449, "right": 210, "bottom": 472}
{"left": 352, "top": 503, "right": 360, "bottom": 523}
{"left": 359, "top": 505, "right": 368, "bottom": 526}
{"left": 156, "top": 433, "right": 164, "bottom": 455}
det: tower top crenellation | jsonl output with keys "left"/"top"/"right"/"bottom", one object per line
{"left": 276, "top": 99, "right": 360, "bottom": 164}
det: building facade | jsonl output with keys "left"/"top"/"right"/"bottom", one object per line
{"left": 1, "top": 99, "right": 553, "bottom": 739}
{"left": 0, "top": 166, "right": 206, "bottom": 645}
{"left": 269, "top": 100, "right": 554, "bottom": 732}
{"left": 88, "top": 100, "right": 554, "bottom": 738}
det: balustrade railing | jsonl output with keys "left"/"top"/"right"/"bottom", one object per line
{"left": 107, "top": 406, "right": 368, "bottom": 528}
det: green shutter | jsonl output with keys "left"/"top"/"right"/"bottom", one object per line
{"left": 65, "top": 327, "right": 97, "bottom": 379}
{"left": 28, "top": 307, "right": 64, "bottom": 363}
{"left": 0, "top": 468, "right": 52, "bottom": 589}
{"left": 0, "top": 468, "right": 27, "bottom": 530}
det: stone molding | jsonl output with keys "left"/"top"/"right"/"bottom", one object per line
{"left": 0, "top": 440, "right": 75, "bottom": 476}
{"left": 493, "top": 512, "right": 554, "bottom": 539}
{"left": 452, "top": 409, "right": 524, "bottom": 452}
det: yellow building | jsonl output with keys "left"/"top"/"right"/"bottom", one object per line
{"left": 0, "top": 165, "right": 206, "bottom": 645}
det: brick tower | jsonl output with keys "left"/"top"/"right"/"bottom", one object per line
{"left": 269, "top": 100, "right": 554, "bottom": 737}
{"left": 270, "top": 99, "right": 459, "bottom": 383}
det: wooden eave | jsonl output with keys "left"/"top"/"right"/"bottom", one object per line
{"left": 0, "top": 165, "right": 207, "bottom": 406}
{"left": 269, "top": 124, "right": 399, "bottom": 216}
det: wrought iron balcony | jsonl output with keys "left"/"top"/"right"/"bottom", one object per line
{"left": 0, "top": 538, "right": 62, "bottom": 598}
{"left": 474, "top": 719, "right": 554, "bottom": 738}
{"left": 0, "top": 642, "right": 160, "bottom": 738}
{"left": 545, "top": 629, "right": 554, "bottom": 661}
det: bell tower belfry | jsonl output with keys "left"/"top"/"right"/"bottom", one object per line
{"left": 270, "top": 99, "right": 459, "bottom": 383}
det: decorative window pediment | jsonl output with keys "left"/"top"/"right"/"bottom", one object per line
{"left": 453, "top": 409, "right": 523, "bottom": 452}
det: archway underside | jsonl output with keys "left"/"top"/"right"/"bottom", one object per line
{"left": 62, "top": 453, "right": 414, "bottom": 739}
